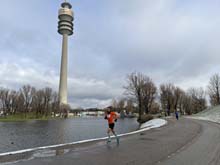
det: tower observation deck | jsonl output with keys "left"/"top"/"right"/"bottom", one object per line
{"left": 58, "top": 1, "right": 74, "bottom": 105}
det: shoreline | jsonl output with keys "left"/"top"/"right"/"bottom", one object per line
{"left": 0, "top": 118, "right": 167, "bottom": 164}
{"left": 0, "top": 115, "right": 102, "bottom": 122}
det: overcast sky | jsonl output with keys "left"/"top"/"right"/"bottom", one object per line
{"left": 0, "top": 0, "right": 220, "bottom": 108}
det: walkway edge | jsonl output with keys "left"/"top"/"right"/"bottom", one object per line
{"left": 0, "top": 119, "right": 167, "bottom": 157}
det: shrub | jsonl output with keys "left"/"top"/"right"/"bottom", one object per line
{"left": 157, "top": 114, "right": 163, "bottom": 118}
{"left": 137, "top": 114, "right": 154, "bottom": 124}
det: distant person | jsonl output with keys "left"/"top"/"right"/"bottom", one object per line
{"left": 104, "top": 106, "right": 119, "bottom": 144}
{"left": 175, "top": 111, "right": 179, "bottom": 120}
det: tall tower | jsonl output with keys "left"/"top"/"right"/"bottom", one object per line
{"left": 58, "top": 0, "right": 74, "bottom": 105}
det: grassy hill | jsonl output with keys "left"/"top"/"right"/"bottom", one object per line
{"left": 192, "top": 105, "right": 220, "bottom": 123}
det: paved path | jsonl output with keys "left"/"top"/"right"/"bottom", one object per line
{"left": 3, "top": 117, "right": 204, "bottom": 165}
{"left": 161, "top": 119, "right": 220, "bottom": 165}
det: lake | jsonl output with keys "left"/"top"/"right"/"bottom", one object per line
{"left": 0, "top": 117, "right": 138, "bottom": 153}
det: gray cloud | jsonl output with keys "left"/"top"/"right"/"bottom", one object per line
{"left": 0, "top": 0, "right": 220, "bottom": 107}
{"left": 72, "top": 0, "right": 220, "bottom": 84}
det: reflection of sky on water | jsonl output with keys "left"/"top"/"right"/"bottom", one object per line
{"left": 0, "top": 118, "right": 138, "bottom": 153}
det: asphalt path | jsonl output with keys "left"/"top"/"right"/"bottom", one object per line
{"left": 2, "top": 117, "right": 220, "bottom": 165}
{"left": 160, "top": 119, "right": 220, "bottom": 165}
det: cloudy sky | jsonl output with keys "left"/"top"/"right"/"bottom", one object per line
{"left": 0, "top": 0, "right": 220, "bottom": 108}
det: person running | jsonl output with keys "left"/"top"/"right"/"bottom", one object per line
{"left": 104, "top": 106, "right": 119, "bottom": 144}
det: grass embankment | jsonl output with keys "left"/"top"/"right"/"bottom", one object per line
{"left": 0, "top": 113, "right": 55, "bottom": 122}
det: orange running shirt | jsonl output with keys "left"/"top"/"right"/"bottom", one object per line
{"left": 107, "top": 112, "right": 117, "bottom": 124}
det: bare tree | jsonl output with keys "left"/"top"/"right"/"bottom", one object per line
{"left": 149, "top": 102, "right": 160, "bottom": 114}
{"left": 117, "top": 99, "right": 125, "bottom": 113}
{"left": 43, "top": 87, "right": 53, "bottom": 117}
{"left": 181, "top": 94, "right": 192, "bottom": 115}
{"left": 160, "top": 83, "right": 175, "bottom": 116}
{"left": 188, "top": 87, "right": 207, "bottom": 114}
{"left": 124, "top": 72, "right": 149, "bottom": 121}
{"left": 207, "top": 74, "right": 220, "bottom": 106}
{"left": 20, "top": 85, "right": 35, "bottom": 118}
{"left": 0, "top": 88, "right": 10, "bottom": 116}
{"left": 142, "top": 78, "right": 157, "bottom": 114}
{"left": 14, "top": 92, "right": 25, "bottom": 114}
{"left": 125, "top": 99, "right": 135, "bottom": 114}
{"left": 160, "top": 84, "right": 200, "bottom": 115}
{"left": 7, "top": 90, "right": 18, "bottom": 115}
{"left": 0, "top": 85, "right": 63, "bottom": 118}
{"left": 111, "top": 98, "right": 118, "bottom": 111}
{"left": 177, "top": 91, "right": 187, "bottom": 115}
{"left": 173, "top": 87, "right": 185, "bottom": 112}
{"left": 51, "top": 92, "right": 59, "bottom": 117}
{"left": 0, "top": 89, "right": 24, "bottom": 116}
{"left": 32, "top": 89, "right": 44, "bottom": 118}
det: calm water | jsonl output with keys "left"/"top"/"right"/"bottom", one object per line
{"left": 0, "top": 117, "right": 138, "bottom": 153}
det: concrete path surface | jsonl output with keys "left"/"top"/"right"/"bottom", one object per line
{"left": 3, "top": 117, "right": 206, "bottom": 165}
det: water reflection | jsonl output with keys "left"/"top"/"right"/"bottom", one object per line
{"left": 0, "top": 117, "right": 138, "bottom": 153}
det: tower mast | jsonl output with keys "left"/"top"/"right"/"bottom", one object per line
{"left": 58, "top": 0, "right": 74, "bottom": 105}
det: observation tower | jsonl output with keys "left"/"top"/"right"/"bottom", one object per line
{"left": 58, "top": 0, "right": 74, "bottom": 105}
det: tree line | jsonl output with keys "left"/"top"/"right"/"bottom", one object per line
{"left": 1, "top": 72, "right": 220, "bottom": 120}
{"left": 111, "top": 72, "right": 220, "bottom": 121}
{"left": 0, "top": 85, "right": 60, "bottom": 118}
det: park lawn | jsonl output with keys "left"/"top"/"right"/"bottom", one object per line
{"left": 0, "top": 113, "right": 55, "bottom": 122}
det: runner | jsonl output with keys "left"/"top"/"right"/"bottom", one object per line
{"left": 104, "top": 106, "right": 119, "bottom": 144}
